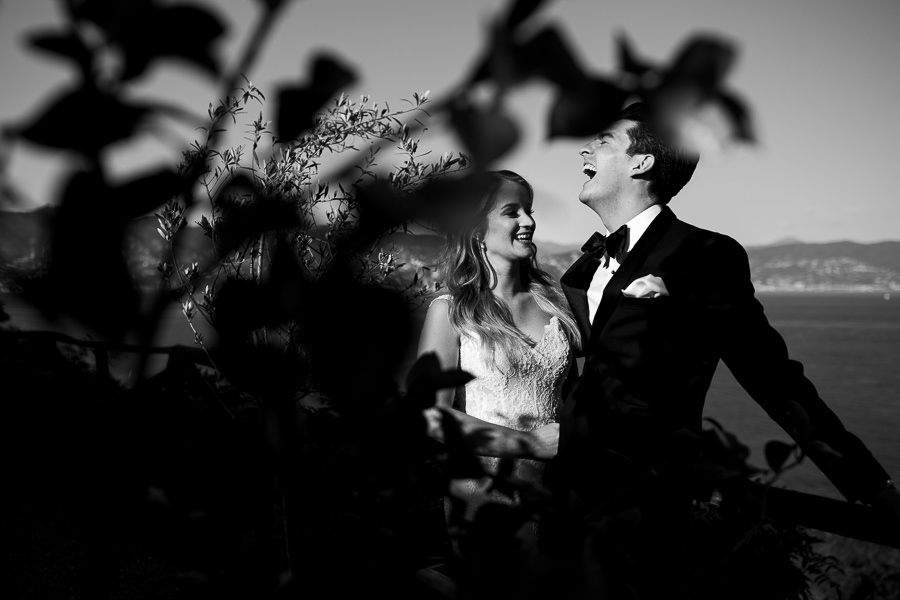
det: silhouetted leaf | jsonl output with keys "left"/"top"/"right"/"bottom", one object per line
{"left": 450, "top": 103, "right": 519, "bottom": 167}
{"left": 351, "top": 180, "right": 410, "bottom": 248}
{"left": 522, "top": 26, "right": 585, "bottom": 89}
{"left": 405, "top": 352, "right": 474, "bottom": 410}
{"left": 15, "top": 86, "right": 148, "bottom": 154}
{"left": 67, "top": 0, "right": 147, "bottom": 32}
{"left": 27, "top": 29, "right": 93, "bottom": 73}
{"left": 276, "top": 53, "right": 356, "bottom": 140}
{"left": 469, "top": 23, "right": 594, "bottom": 90}
{"left": 765, "top": 440, "right": 797, "bottom": 473}
{"left": 254, "top": 0, "right": 289, "bottom": 9}
{"left": 19, "top": 169, "right": 141, "bottom": 340}
{"left": 467, "top": 21, "right": 527, "bottom": 87}
{"left": 716, "top": 90, "right": 755, "bottom": 142}
{"left": 547, "top": 77, "right": 628, "bottom": 138}
{"left": 119, "top": 4, "right": 225, "bottom": 81}
{"left": 115, "top": 169, "right": 192, "bottom": 219}
{"left": 665, "top": 35, "right": 737, "bottom": 93}
{"left": 439, "top": 415, "right": 489, "bottom": 480}
{"left": 66, "top": 0, "right": 224, "bottom": 81}
{"left": 212, "top": 174, "right": 303, "bottom": 253}
{"left": 616, "top": 31, "right": 655, "bottom": 79}
{"left": 296, "top": 277, "right": 412, "bottom": 405}
{"left": 410, "top": 173, "right": 494, "bottom": 235}
{"left": 505, "top": 0, "right": 549, "bottom": 29}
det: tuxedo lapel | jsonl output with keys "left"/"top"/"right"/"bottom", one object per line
{"left": 561, "top": 252, "right": 599, "bottom": 342}
{"left": 590, "top": 206, "right": 677, "bottom": 334}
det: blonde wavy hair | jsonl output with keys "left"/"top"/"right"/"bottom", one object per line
{"left": 438, "top": 170, "right": 582, "bottom": 369}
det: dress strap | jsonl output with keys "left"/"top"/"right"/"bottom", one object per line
{"left": 429, "top": 294, "right": 453, "bottom": 309}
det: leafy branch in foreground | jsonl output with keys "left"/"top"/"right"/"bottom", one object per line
{"left": 155, "top": 84, "right": 469, "bottom": 364}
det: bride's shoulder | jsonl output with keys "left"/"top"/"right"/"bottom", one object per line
{"left": 428, "top": 294, "right": 453, "bottom": 309}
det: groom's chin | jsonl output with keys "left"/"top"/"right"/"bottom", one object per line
{"left": 577, "top": 193, "right": 598, "bottom": 211}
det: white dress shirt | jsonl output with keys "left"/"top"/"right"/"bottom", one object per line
{"left": 587, "top": 204, "right": 663, "bottom": 324}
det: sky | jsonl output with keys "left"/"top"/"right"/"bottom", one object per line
{"left": 2, "top": 0, "right": 900, "bottom": 248}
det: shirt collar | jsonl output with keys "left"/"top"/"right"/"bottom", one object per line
{"left": 614, "top": 204, "right": 662, "bottom": 253}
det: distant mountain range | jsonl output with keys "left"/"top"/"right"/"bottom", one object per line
{"left": 2, "top": 207, "right": 899, "bottom": 294}
{"left": 535, "top": 239, "right": 900, "bottom": 293}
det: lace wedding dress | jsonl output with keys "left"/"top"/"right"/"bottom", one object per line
{"left": 431, "top": 295, "right": 573, "bottom": 531}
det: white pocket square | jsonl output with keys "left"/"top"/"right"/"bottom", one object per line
{"left": 622, "top": 274, "right": 668, "bottom": 299}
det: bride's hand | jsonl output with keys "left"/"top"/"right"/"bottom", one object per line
{"left": 529, "top": 423, "right": 560, "bottom": 460}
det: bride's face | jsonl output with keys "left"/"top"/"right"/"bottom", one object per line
{"left": 482, "top": 180, "right": 536, "bottom": 265}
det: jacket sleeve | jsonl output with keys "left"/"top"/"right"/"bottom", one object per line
{"left": 700, "top": 235, "right": 891, "bottom": 504}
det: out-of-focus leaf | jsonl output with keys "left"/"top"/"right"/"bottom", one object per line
{"left": 253, "top": 0, "right": 289, "bottom": 9}
{"left": 716, "top": 90, "right": 755, "bottom": 142}
{"left": 19, "top": 169, "right": 140, "bottom": 340}
{"left": 764, "top": 440, "right": 797, "bottom": 473}
{"left": 66, "top": 0, "right": 137, "bottom": 32}
{"left": 212, "top": 174, "right": 303, "bottom": 253}
{"left": 405, "top": 352, "right": 474, "bottom": 410}
{"left": 67, "top": 0, "right": 147, "bottom": 31}
{"left": 295, "top": 277, "right": 412, "bottom": 406}
{"left": 439, "top": 415, "right": 488, "bottom": 480}
{"left": 408, "top": 174, "right": 486, "bottom": 234}
{"left": 212, "top": 239, "right": 308, "bottom": 361}
{"left": 352, "top": 180, "right": 408, "bottom": 246}
{"left": 616, "top": 30, "right": 655, "bottom": 79}
{"left": 26, "top": 29, "right": 93, "bottom": 72}
{"left": 547, "top": 77, "right": 628, "bottom": 139}
{"left": 664, "top": 35, "right": 737, "bottom": 93}
{"left": 466, "top": 21, "right": 527, "bottom": 88}
{"left": 276, "top": 53, "right": 356, "bottom": 140}
{"left": 115, "top": 169, "right": 192, "bottom": 219}
{"left": 522, "top": 26, "right": 585, "bottom": 89}
{"left": 113, "top": 4, "right": 224, "bottom": 81}
{"left": 505, "top": 0, "right": 549, "bottom": 29}
{"left": 64, "top": 0, "right": 224, "bottom": 81}
{"left": 15, "top": 85, "right": 148, "bottom": 154}
{"left": 469, "top": 23, "right": 588, "bottom": 90}
{"left": 450, "top": 103, "right": 519, "bottom": 168}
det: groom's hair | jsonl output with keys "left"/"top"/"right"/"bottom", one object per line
{"left": 618, "top": 102, "right": 699, "bottom": 204}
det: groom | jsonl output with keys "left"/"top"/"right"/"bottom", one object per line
{"left": 550, "top": 102, "right": 899, "bottom": 589}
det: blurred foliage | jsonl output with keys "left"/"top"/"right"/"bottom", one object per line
{"left": 4, "top": 0, "right": 867, "bottom": 599}
{"left": 156, "top": 82, "right": 468, "bottom": 372}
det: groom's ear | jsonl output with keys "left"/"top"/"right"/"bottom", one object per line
{"left": 631, "top": 154, "right": 655, "bottom": 176}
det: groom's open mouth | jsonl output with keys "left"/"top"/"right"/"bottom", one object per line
{"left": 582, "top": 164, "right": 597, "bottom": 179}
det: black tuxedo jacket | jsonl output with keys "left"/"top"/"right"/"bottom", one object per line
{"left": 555, "top": 206, "right": 890, "bottom": 511}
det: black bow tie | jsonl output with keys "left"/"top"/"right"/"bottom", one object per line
{"left": 581, "top": 225, "right": 629, "bottom": 263}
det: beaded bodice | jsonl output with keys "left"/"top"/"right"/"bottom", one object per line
{"left": 429, "top": 294, "right": 574, "bottom": 537}
{"left": 458, "top": 316, "right": 570, "bottom": 431}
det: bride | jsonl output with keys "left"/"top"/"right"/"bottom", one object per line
{"left": 417, "top": 169, "right": 581, "bottom": 550}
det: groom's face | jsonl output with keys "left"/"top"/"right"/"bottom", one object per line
{"left": 578, "top": 119, "right": 636, "bottom": 209}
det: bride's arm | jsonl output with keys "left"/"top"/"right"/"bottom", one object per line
{"left": 417, "top": 297, "right": 558, "bottom": 460}
{"left": 417, "top": 296, "right": 460, "bottom": 409}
